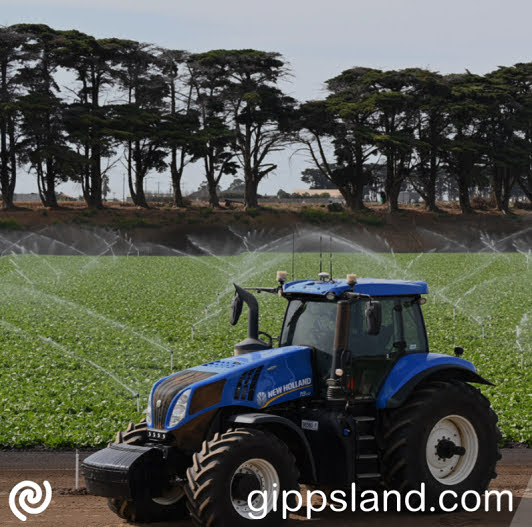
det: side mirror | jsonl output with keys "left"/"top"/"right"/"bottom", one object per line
{"left": 365, "top": 300, "right": 382, "bottom": 336}
{"left": 230, "top": 292, "right": 243, "bottom": 326}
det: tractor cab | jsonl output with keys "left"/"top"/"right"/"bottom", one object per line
{"left": 280, "top": 291, "right": 428, "bottom": 398}
{"left": 237, "top": 272, "right": 429, "bottom": 401}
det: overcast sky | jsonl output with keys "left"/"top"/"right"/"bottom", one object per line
{"left": 2, "top": 0, "right": 531, "bottom": 198}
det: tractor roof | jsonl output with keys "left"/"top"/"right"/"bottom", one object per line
{"left": 283, "top": 278, "right": 428, "bottom": 297}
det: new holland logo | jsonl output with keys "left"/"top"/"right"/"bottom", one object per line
{"left": 266, "top": 377, "right": 312, "bottom": 399}
{"left": 256, "top": 392, "right": 267, "bottom": 407}
{"left": 257, "top": 378, "right": 313, "bottom": 408}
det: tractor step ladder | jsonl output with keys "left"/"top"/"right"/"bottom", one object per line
{"left": 353, "top": 415, "right": 382, "bottom": 488}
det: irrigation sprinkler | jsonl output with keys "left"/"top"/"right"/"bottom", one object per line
{"left": 516, "top": 325, "right": 525, "bottom": 368}
{"left": 170, "top": 350, "right": 174, "bottom": 371}
{"left": 136, "top": 393, "right": 140, "bottom": 413}
{"left": 75, "top": 449, "right": 79, "bottom": 490}
{"left": 516, "top": 340, "right": 524, "bottom": 369}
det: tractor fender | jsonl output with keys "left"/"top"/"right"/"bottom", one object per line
{"left": 227, "top": 413, "right": 317, "bottom": 482}
{"left": 376, "top": 352, "right": 493, "bottom": 409}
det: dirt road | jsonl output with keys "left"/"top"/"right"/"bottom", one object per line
{"left": 1, "top": 449, "right": 530, "bottom": 526}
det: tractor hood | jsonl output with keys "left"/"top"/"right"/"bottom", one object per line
{"left": 147, "top": 346, "right": 314, "bottom": 431}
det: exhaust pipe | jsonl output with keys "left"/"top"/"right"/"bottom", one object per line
{"left": 232, "top": 284, "right": 270, "bottom": 355}
{"left": 234, "top": 284, "right": 259, "bottom": 340}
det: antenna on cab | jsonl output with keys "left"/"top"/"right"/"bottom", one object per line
{"left": 319, "top": 235, "right": 323, "bottom": 274}
{"left": 291, "top": 230, "right": 295, "bottom": 281}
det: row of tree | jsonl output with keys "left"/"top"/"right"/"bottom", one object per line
{"left": 0, "top": 24, "right": 531, "bottom": 213}
{"left": 296, "top": 67, "right": 532, "bottom": 213}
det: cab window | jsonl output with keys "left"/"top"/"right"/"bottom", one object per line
{"left": 348, "top": 296, "right": 427, "bottom": 356}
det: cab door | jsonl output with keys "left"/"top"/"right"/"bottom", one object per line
{"left": 347, "top": 296, "right": 427, "bottom": 398}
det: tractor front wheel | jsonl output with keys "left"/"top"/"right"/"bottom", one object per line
{"left": 185, "top": 428, "right": 299, "bottom": 527}
{"left": 381, "top": 380, "right": 501, "bottom": 510}
{"left": 107, "top": 419, "right": 188, "bottom": 523}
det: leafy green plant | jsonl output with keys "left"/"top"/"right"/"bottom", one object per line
{"left": 0, "top": 252, "right": 529, "bottom": 447}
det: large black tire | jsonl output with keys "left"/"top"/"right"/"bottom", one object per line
{"left": 380, "top": 380, "right": 501, "bottom": 510}
{"left": 185, "top": 428, "right": 300, "bottom": 527}
{"left": 107, "top": 419, "right": 188, "bottom": 523}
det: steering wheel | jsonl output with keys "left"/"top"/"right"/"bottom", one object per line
{"left": 309, "top": 318, "right": 327, "bottom": 340}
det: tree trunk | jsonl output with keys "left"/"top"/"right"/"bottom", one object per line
{"left": 40, "top": 163, "right": 59, "bottom": 209}
{"left": 42, "top": 187, "right": 58, "bottom": 208}
{"left": 341, "top": 189, "right": 365, "bottom": 211}
{"left": 8, "top": 115, "right": 16, "bottom": 200}
{"left": 385, "top": 176, "right": 401, "bottom": 212}
{"left": 517, "top": 175, "right": 532, "bottom": 202}
{"left": 425, "top": 152, "right": 441, "bottom": 212}
{"left": 492, "top": 167, "right": 504, "bottom": 212}
{"left": 424, "top": 189, "right": 439, "bottom": 212}
{"left": 457, "top": 172, "right": 473, "bottom": 213}
{"left": 493, "top": 166, "right": 515, "bottom": 214}
{"left": 349, "top": 147, "right": 368, "bottom": 211}
{"left": 133, "top": 173, "right": 148, "bottom": 208}
{"left": 170, "top": 148, "right": 184, "bottom": 208}
{"left": 133, "top": 141, "right": 149, "bottom": 208}
{"left": 0, "top": 119, "right": 13, "bottom": 209}
{"left": 386, "top": 186, "right": 400, "bottom": 212}
{"left": 127, "top": 141, "right": 136, "bottom": 204}
{"left": 337, "top": 164, "right": 366, "bottom": 212}
{"left": 85, "top": 70, "right": 103, "bottom": 209}
{"left": 0, "top": 60, "right": 15, "bottom": 210}
{"left": 385, "top": 155, "right": 401, "bottom": 212}
{"left": 88, "top": 142, "right": 103, "bottom": 208}
{"left": 207, "top": 176, "right": 219, "bottom": 208}
{"left": 244, "top": 177, "right": 259, "bottom": 209}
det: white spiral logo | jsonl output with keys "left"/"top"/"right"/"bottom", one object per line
{"left": 9, "top": 480, "right": 52, "bottom": 522}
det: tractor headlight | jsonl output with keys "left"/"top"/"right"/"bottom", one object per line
{"left": 168, "top": 389, "right": 191, "bottom": 428}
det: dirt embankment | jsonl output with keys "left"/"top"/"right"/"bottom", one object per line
{"left": 0, "top": 202, "right": 530, "bottom": 253}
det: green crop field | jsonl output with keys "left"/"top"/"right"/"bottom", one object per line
{"left": 0, "top": 250, "right": 530, "bottom": 448}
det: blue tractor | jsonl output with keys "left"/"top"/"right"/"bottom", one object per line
{"left": 83, "top": 272, "right": 500, "bottom": 525}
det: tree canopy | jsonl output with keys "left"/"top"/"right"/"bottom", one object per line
{"left": 0, "top": 23, "right": 530, "bottom": 213}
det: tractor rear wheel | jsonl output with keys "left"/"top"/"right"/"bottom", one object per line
{"left": 107, "top": 419, "right": 188, "bottom": 523}
{"left": 380, "top": 380, "right": 501, "bottom": 510}
{"left": 185, "top": 428, "right": 299, "bottom": 527}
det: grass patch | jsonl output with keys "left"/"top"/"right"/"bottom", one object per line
{"left": 246, "top": 207, "right": 260, "bottom": 218}
{"left": 198, "top": 207, "right": 214, "bottom": 218}
{"left": 112, "top": 216, "right": 159, "bottom": 229}
{"left": 71, "top": 216, "right": 90, "bottom": 225}
{"left": 300, "top": 208, "right": 329, "bottom": 224}
{"left": 0, "top": 217, "right": 22, "bottom": 230}
{"left": 354, "top": 214, "right": 385, "bottom": 227}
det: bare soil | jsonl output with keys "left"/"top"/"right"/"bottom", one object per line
{"left": 0, "top": 449, "right": 530, "bottom": 526}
